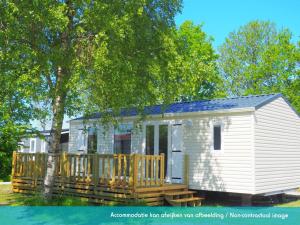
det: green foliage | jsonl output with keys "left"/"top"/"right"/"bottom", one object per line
{"left": 0, "top": 1, "right": 185, "bottom": 157}
{"left": 175, "top": 21, "right": 225, "bottom": 100}
{"left": 218, "top": 20, "right": 300, "bottom": 112}
{"left": 84, "top": 19, "right": 224, "bottom": 120}
{"left": 0, "top": 1, "right": 42, "bottom": 179}
{"left": 1, "top": 0, "right": 220, "bottom": 143}
{"left": 0, "top": 152, "right": 11, "bottom": 181}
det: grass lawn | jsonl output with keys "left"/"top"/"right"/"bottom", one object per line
{"left": 1, "top": 183, "right": 300, "bottom": 206}
{"left": 0, "top": 184, "right": 14, "bottom": 205}
{"left": 278, "top": 200, "right": 300, "bottom": 207}
{"left": 276, "top": 189, "right": 300, "bottom": 207}
{"left": 0, "top": 183, "right": 89, "bottom": 206}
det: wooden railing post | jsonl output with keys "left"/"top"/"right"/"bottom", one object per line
{"left": 11, "top": 151, "right": 17, "bottom": 180}
{"left": 33, "top": 153, "right": 38, "bottom": 189}
{"left": 160, "top": 153, "right": 165, "bottom": 186}
{"left": 60, "top": 151, "right": 67, "bottom": 190}
{"left": 111, "top": 155, "right": 116, "bottom": 185}
{"left": 129, "top": 155, "right": 133, "bottom": 187}
{"left": 133, "top": 154, "right": 138, "bottom": 191}
{"left": 93, "top": 153, "right": 99, "bottom": 193}
{"left": 184, "top": 154, "right": 189, "bottom": 186}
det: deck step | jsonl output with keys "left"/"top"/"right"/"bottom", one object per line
{"left": 164, "top": 191, "right": 196, "bottom": 196}
{"left": 134, "top": 184, "right": 187, "bottom": 193}
{"left": 167, "top": 197, "right": 204, "bottom": 206}
{"left": 170, "top": 197, "right": 204, "bottom": 203}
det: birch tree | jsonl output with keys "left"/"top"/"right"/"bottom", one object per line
{"left": 2, "top": 0, "right": 184, "bottom": 198}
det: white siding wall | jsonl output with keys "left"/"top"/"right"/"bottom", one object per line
{"left": 254, "top": 97, "right": 300, "bottom": 194}
{"left": 97, "top": 125, "right": 114, "bottom": 154}
{"left": 184, "top": 112, "right": 255, "bottom": 194}
{"left": 68, "top": 121, "right": 82, "bottom": 152}
{"left": 131, "top": 125, "right": 144, "bottom": 154}
{"left": 68, "top": 120, "right": 143, "bottom": 154}
{"left": 20, "top": 137, "right": 47, "bottom": 153}
{"left": 69, "top": 113, "right": 255, "bottom": 194}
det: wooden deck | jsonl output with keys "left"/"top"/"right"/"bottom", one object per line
{"left": 12, "top": 151, "right": 203, "bottom": 206}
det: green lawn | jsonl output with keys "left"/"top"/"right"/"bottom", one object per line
{"left": 278, "top": 200, "right": 300, "bottom": 207}
{"left": 1, "top": 183, "right": 300, "bottom": 206}
{"left": 276, "top": 189, "right": 300, "bottom": 207}
{"left": 0, "top": 184, "right": 89, "bottom": 206}
{"left": 0, "top": 184, "right": 14, "bottom": 205}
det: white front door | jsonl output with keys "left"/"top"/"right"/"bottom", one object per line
{"left": 171, "top": 124, "right": 183, "bottom": 183}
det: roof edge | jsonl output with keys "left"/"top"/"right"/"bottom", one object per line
{"left": 279, "top": 96, "right": 300, "bottom": 118}
{"left": 70, "top": 107, "right": 256, "bottom": 123}
{"left": 254, "top": 93, "right": 282, "bottom": 110}
{"left": 255, "top": 93, "right": 300, "bottom": 117}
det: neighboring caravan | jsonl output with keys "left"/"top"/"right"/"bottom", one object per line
{"left": 68, "top": 94, "right": 300, "bottom": 196}
{"left": 19, "top": 129, "right": 69, "bottom": 153}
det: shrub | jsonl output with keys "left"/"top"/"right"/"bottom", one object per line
{"left": 0, "top": 152, "right": 12, "bottom": 181}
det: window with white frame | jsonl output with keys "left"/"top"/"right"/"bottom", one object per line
{"left": 30, "top": 138, "right": 36, "bottom": 153}
{"left": 213, "top": 125, "right": 222, "bottom": 151}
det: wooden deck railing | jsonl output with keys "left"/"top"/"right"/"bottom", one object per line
{"left": 12, "top": 151, "right": 165, "bottom": 189}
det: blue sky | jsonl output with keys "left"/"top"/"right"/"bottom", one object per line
{"left": 175, "top": 0, "right": 300, "bottom": 49}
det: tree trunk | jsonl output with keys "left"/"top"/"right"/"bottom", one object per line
{"left": 43, "top": 1, "right": 73, "bottom": 200}
{"left": 43, "top": 66, "right": 67, "bottom": 199}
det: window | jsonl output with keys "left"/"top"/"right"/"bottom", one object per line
{"left": 114, "top": 124, "right": 132, "bottom": 154}
{"left": 145, "top": 125, "right": 155, "bottom": 155}
{"left": 87, "top": 127, "right": 97, "bottom": 153}
{"left": 213, "top": 125, "right": 221, "bottom": 150}
{"left": 30, "top": 138, "right": 36, "bottom": 153}
{"left": 159, "top": 125, "right": 168, "bottom": 176}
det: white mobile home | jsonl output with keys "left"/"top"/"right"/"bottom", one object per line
{"left": 19, "top": 129, "right": 69, "bottom": 153}
{"left": 68, "top": 94, "right": 300, "bottom": 196}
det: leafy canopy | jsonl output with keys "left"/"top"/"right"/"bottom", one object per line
{"left": 175, "top": 21, "right": 224, "bottom": 100}
{"left": 218, "top": 20, "right": 300, "bottom": 112}
{"left": 1, "top": 0, "right": 219, "bottom": 123}
{"left": 0, "top": 2, "right": 43, "bottom": 180}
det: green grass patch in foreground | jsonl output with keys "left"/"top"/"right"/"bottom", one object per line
{"left": 277, "top": 200, "right": 300, "bottom": 207}
{"left": 276, "top": 189, "right": 300, "bottom": 207}
{"left": 0, "top": 184, "right": 146, "bottom": 206}
{"left": 0, "top": 184, "right": 89, "bottom": 206}
{"left": 14, "top": 194, "right": 90, "bottom": 206}
{"left": 2, "top": 183, "right": 299, "bottom": 206}
{"left": 0, "top": 184, "right": 13, "bottom": 205}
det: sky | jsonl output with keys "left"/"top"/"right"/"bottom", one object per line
{"left": 175, "top": 0, "right": 300, "bottom": 49}
{"left": 33, "top": 0, "right": 300, "bottom": 130}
